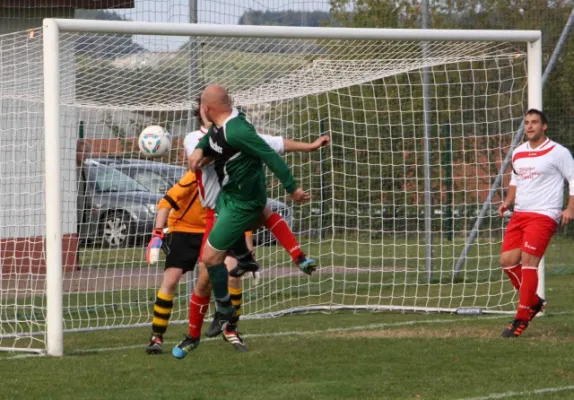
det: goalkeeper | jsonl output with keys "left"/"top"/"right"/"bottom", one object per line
{"left": 144, "top": 169, "right": 253, "bottom": 354}
{"left": 188, "top": 84, "right": 311, "bottom": 336}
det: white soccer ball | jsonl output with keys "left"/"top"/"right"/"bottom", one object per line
{"left": 138, "top": 125, "right": 171, "bottom": 158}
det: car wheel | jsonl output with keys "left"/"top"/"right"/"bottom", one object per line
{"left": 100, "top": 211, "right": 132, "bottom": 248}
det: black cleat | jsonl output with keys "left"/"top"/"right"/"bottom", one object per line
{"left": 146, "top": 335, "right": 163, "bottom": 354}
{"left": 229, "top": 255, "right": 260, "bottom": 278}
{"left": 502, "top": 319, "right": 529, "bottom": 338}
{"left": 529, "top": 297, "right": 547, "bottom": 321}
{"left": 222, "top": 327, "right": 248, "bottom": 352}
{"left": 205, "top": 309, "right": 236, "bottom": 338}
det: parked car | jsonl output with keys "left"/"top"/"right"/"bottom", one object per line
{"left": 78, "top": 159, "right": 163, "bottom": 248}
{"left": 88, "top": 157, "right": 187, "bottom": 194}
{"left": 115, "top": 163, "right": 187, "bottom": 195}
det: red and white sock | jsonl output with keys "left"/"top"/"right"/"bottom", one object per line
{"left": 265, "top": 212, "right": 303, "bottom": 263}
{"left": 502, "top": 264, "right": 522, "bottom": 290}
{"left": 516, "top": 266, "right": 538, "bottom": 321}
{"left": 188, "top": 292, "right": 210, "bottom": 339}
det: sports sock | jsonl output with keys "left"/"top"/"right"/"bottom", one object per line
{"left": 207, "top": 263, "right": 234, "bottom": 313}
{"left": 502, "top": 264, "right": 522, "bottom": 290}
{"left": 151, "top": 290, "right": 174, "bottom": 336}
{"left": 228, "top": 287, "right": 242, "bottom": 328}
{"left": 188, "top": 292, "right": 210, "bottom": 339}
{"left": 265, "top": 212, "right": 303, "bottom": 263}
{"left": 516, "top": 266, "right": 538, "bottom": 321}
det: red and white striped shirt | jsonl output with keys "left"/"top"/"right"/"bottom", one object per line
{"left": 510, "top": 138, "right": 574, "bottom": 220}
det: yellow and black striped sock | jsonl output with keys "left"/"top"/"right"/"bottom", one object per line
{"left": 229, "top": 286, "right": 242, "bottom": 326}
{"left": 151, "top": 290, "right": 174, "bottom": 337}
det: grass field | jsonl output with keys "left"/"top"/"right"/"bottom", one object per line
{"left": 2, "top": 270, "right": 574, "bottom": 399}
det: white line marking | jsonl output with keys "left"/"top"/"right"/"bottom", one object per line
{"left": 459, "top": 385, "right": 574, "bottom": 400}
{"left": 3, "top": 310, "right": 573, "bottom": 360}
{"left": 0, "top": 313, "right": 512, "bottom": 360}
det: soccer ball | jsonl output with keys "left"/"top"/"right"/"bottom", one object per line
{"left": 138, "top": 125, "right": 171, "bottom": 157}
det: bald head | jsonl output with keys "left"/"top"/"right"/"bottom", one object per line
{"left": 200, "top": 84, "right": 232, "bottom": 126}
{"left": 201, "top": 84, "right": 231, "bottom": 108}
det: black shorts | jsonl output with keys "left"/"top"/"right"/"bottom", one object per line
{"left": 164, "top": 232, "right": 203, "bottom": 273}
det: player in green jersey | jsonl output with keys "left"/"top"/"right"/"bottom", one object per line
{"left": 188, "top": 85, "right": 310, "bottom": 332}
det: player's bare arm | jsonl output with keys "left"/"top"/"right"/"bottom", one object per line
{"left": 561, "top": 196, "right": 574, "bottom": 225}
{"left": 154, "top": 208, "right": 170, "bottom": 230}
{"left": 555, "top": 145, "right": 574, "bottom": 226}
{"left": 188, "top": 148, "right": 204, "bottom": 171}
{"left": 283, "top": 135, "right": 330, "bottom": 153}
{"left": 290, "top": 188, "right": 311, "bottom": 204}
{"left": 499, "top": 185, "right": 517, "bottom": 217}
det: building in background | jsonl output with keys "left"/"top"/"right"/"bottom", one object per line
{"left": 0, "top": 1, "right": 134, "bottom": 273}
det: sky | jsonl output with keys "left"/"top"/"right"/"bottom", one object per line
{"left": 113, "top": 0, "right": 331, "bottom": 50}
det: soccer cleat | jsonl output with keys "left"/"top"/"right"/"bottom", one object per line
{"left": 205, "top": 309, "right": 236, "bottom": 338}
{"left": 222, "top": 327, "right": 248, "bottom": 352}
{"left": 229, "top": 256, "right": 260, "bottom": 278}
{"left": 502, "top": 319, "right": 529, "bottom": 338}
{"left": 146, "top": 335, "right": 163, "bottom": 354}
{"left": 171, "top": 335, "right": 200, "bottom": 359}
{"left": 529, "top": 297, "right": 547, "bottom": 321}
{"left": 296, "top": 254, "right": 317, "bottom": 275}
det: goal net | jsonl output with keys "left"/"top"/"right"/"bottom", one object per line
{"left": 0, "top": 21, "right": 539, "bottom": 353}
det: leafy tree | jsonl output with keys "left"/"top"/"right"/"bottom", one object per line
{"left": 238, "top": 10, "right": 336, "bottom": 27}
{"left": 74, "top": 9, "right": 145, "bottom": 59}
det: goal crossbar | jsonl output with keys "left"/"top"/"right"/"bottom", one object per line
{"left": 49, "top": 18, "right": 541, "bottom": 42}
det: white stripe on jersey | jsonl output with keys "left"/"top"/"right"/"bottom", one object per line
{"left": 510, "top": 138, "right": 574, "bottom": 220}
{"left": 183, "top": 128, "right": 286, "bottom": 210}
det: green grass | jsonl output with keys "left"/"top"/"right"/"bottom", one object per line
{"left": 1, "top": 235, "right": 573, "bottom": 399}
{"left": 2, "top": 273, "right": 574, "bottom": 399}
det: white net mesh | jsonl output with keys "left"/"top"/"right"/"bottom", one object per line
{"left": 0, "top": 27, "right": 529, "bottom": 352}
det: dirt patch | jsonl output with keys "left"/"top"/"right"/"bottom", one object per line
{"left": 329, "top": 326, "right": 499, "bottom": 340}
{"left": 329, "top": 326, "right": 574, "bottom": 343}
{"left": 1, "top": 267, "right": 163, "bottom": 299}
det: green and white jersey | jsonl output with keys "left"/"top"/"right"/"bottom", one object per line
{"left": 196, "top": 108, "right": 297, "bottom": 204}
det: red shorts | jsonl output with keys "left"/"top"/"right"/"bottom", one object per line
{"left": 199, "top": 208, "right": 215, "bottom": 262}
{"left": 501, "top": 211, "right": 557, "bottom": 258}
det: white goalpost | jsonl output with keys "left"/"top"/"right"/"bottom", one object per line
{"left": 0, "top": 20, "right": 541, "bottom": 356}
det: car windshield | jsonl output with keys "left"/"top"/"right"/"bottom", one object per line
{"left": 166, "top": 166, "right": 187, "bottom": 184}
{"left": 89, "top": 164, "right": 148, "bottom": 193}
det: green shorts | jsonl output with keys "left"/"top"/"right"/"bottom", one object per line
{"left": 208, "top": 192, "right": 265, "bottom": 251}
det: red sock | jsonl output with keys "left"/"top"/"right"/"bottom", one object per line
{"left": 516, "top": 267, "right": 539, "bottom": 321}
{"left": 265, "top": 212, "right": 303, "bottom": 263}
{"left": 502, "top": 264, "right": 522, "bottom": 290}
{"left": 188, "top": 292, "right": 210, "bottom": 339}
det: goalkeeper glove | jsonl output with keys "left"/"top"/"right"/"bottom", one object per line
{"left": 146, "top": 228, "right": 165, "bottom": 265}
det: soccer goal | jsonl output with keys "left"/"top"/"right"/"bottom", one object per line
{"left": 0, "top": 20, "right": 541, "bottom": 355}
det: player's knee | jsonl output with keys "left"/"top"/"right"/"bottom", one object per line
{"left": 521, "top": 252, "right": 541, "bottom": 268}
{"left": 499, "top": 251, "right": 520, "bottom": 268}
{"left": 161, "top": 268, "right": 182, "bottom": 294}
{"left": 194, "top": 269, "right": 212, "bottom": 296}
{"left": 202, "top": 246, "right": 225, "bottom": 267}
